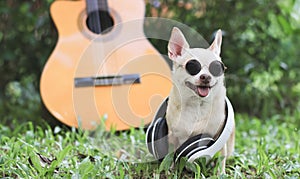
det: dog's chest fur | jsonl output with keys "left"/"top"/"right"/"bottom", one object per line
{"left": 166, "top": 86, "right": 226, "bottom": 148}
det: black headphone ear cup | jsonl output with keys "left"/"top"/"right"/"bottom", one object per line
{"left": 154, "top": 117, "right": 169, "bottom": 160}
{"left": 146, "top": 117, "right": 169, "bottom": 161}
{"left": 174, "top": 133, "right": 214, "bottom": 163}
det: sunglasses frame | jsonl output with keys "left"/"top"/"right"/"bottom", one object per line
{"left": 179, "top": 59, "right": 227, "bottom": 77}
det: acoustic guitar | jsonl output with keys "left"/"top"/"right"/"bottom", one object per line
{"left": 40, "top": 0, "right": 172, "bottom": 130}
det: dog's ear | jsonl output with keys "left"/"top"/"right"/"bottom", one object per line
{"left": 209, "top": 29, "right": 222, "bottom": 56}
{"left": 168, "top": 27, "right": 189, "bottom": 60}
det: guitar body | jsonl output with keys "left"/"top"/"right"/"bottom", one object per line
{"left": 40, "top": 0, "right": 172, "bottom": 130}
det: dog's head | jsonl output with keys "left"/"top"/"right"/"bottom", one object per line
{"left": 168, "top": 27, "right": 226, "bottom": 99}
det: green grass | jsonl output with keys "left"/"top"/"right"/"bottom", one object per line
{"left": 1, "top": 113, "right": 299, "bottom": 178}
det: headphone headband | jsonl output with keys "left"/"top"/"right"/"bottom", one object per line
{"left": 146, "top": 97, "right": 235, "bottom": 163}
{"left": 187, "top": 97, "right": 234, "bottom": 162}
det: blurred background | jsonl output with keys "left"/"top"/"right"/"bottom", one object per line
{"left": 1, "top": 0, "right": 300, "bottom": 128}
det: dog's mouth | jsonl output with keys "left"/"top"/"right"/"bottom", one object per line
{"left": 185, "top": 81, "right": 216, "bottom": 97}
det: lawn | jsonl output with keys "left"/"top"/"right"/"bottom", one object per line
{"left": 0, "top": 113, "right": 299, "bottom": 178}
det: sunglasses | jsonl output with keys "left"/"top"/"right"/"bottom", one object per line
{"left": 181, "top": 59, "right": 227, "bottom": 77}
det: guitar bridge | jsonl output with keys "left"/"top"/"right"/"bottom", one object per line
{"left": 74, "top": 74, "right": 140, "bottom": 87}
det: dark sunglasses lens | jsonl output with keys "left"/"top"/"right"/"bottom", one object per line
{"left": 185, "top": 60, "right": 201, "bottom": 76}
{"left": 209, "top": 61, "right": 225, "bottom": 76}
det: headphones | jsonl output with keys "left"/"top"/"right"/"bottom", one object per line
{"left": 146, "top": 97, "right": 234, "bottom": 163}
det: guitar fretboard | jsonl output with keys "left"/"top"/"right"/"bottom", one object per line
{"left": 86, "top": 0, "right": 109, "bottom": 13}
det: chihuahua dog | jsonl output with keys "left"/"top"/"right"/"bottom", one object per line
{"left": 166, "top": 27, "right": 235, "bottom": 173}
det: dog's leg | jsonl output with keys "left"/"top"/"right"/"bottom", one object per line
{"left": 219, "top": 123, "right": 235, "bottom": 174}
{"left": 227, "top": 124, "right": 236, "bottom": 156}
{"left": 220, "top": 144, "right": 227, "bottom": 174}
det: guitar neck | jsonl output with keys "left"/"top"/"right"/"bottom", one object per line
{"left": 86, "top": 0, "right": 109, "bottom": 13}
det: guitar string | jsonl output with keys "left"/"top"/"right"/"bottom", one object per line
{"left": 91, "top": 0, "right": 107, "bottom": 85}
{"left": 101, "top": 0, "right": 109, "bottom": 85}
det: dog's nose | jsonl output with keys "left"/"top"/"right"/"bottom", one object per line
{"left": 199, "top": 74, "right": 211, "bottom": 84}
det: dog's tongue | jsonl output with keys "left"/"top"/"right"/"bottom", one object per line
{"left": 198, "top": 87, "right": 210, "bottom": 97}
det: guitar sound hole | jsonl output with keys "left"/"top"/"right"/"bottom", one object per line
{"left": 86, "top": 10, "right": 114, "bottom": 34}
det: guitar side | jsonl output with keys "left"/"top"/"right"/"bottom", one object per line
{"left": 40, "top": 0, "right": 88, "bottom": 128}
{"left": 40, "top": 0, "right": 172, "bottom": 130}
